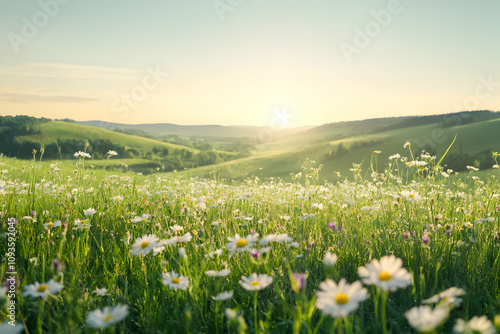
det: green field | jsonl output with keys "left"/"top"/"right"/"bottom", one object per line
{"left": 0, "top": 148, "right": 499, "bottom": 333}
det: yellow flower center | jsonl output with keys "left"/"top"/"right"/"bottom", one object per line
{"left": 379, "top": 271, "right": 392, "bottom": 281}
{"left": 172, "top": 278, "right": 180, "bottom": 284}
{"left": 236, "top": 239, "right": 247, "bottom": 248}
{"left": 48, "top": 222, "right": 53, "bottom": 227}
{"left": 104, "top": 315, "right": 113, "bottom": 322}
{"left": 140, "top": 241, "right": 149, "bottom": 249}
{"left": 335, "top": 293, "right": 349, "bottom": 305}
{"left": 409, "top": 193, "right": 415, "bottom": 198}
{"left": 81, "top": 220, "right": 86, "bottom": 223}
{"left": 251, "top": 280, "right": 260, "bottom": 286}
{"left": 37, "top": 284, "right": 49, "bottom": 292}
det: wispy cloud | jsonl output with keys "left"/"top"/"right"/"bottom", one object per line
{"left": 0, "top": 93, "right": 100, "bottom": 103}
{"left": 0, "top": 63, "right": 140, "bottom": 81}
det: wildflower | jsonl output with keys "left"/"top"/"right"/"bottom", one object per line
{"left": 389, "top": 153, "right": 401, "bottom": 160}
{"left": 323, "top": 252, "right": 338, "bottom": 267}
{"left": 454, "top": 315, "right": 495, "bottom": 334}
{"left": 250, "top": 249, "right": 260, "bottom": 258}
{"left": 240, "top": 273, "right": 273, "bottom": 291}
{"left": 205, "top": 249, "right": 223, "bottom": 258}
{"left": 170, "top": 224, "right": 184, "bottom": 233}
{"left": 404, "top": 141, "right": 411, "bottom": 148}
{"left": 312, "top": 203, "right": 324, "bottom": 210}
{"left": 315, "top": 278, "right": 368, "bottom": 318}
{"left": 164, "top": 232, "right": 192, "bottom": 246}
{"left": 43, "top": 220, "right": 61, "bottom": 229}
{"left": 422, "top": 287, "right": 466, "bottom": 307}
{"left": 227, "top": 233, "right": 259, "bottom": 254}
{"left": 162, "top": 271, "right": 190, "bottom": 290}
{"left": 112, "top": 195, "right": 123, "bottom": 202}
{"left": 86, "top": 304, "right": 128, "bottom": 329}
{"left": 93, "top": 288, "right": 108, "bottom": 296}
{"left": 422, "top": 235, "right": 429, "bottom": 245}
{"left": 405, "top": 305, "right": 449, "bottom": 333}
{"left": 131, "top": 234, "right": 159, "bottom": 256}
{"left": 206, "top": 269, "right": 231, "bottom": 277}
{"left": 83, "top": 208, "right": 97, "bottom": 217}
{"left": 74, "top": 151, "right": 91, "bottom": 158}
{"left": 53, "top": 259, "right": 64, "bottom": 272}
{"left": 179, "top": 247, "right": 187, "bottom": 259}
{"left": 466, "top": 166, "right": 479, "bottom": 171}
{"left": 401, "top": 190, "right": 422, "bottom": 202}
{"left": 225, "top": 308, "right": 237, "bottom": 319}
{"left": 213, "top": 291, "right": 234, "bottom": 301}
{"left": 22, "top": 279, "right": 63, "bottom": 300}
{"left": 131, "top": 214, "right": 151, "bottom": 223}
{"left": 327, "top": 222, "right": 337, "bottom": 230}
{"left": 358, "top": 255, "right": 412, "bottom": 291}
{"left": 107, "top": 150, "right": 118, "bottom": 156}
{"left": 291, "top": 273, "right": 307, "bottom": 293}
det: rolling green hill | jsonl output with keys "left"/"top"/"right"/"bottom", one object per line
{"left": 16, "top": 121, "right": 200, "bottom": 154}
{"left": 176, "top": 115, "right": 500, "bottom": 182}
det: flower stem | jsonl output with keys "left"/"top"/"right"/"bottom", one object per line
{"left": 254, "top": 291, "right": 259, "bottom": 334}
{"left": 381, "top": 290, "right": 389, "bottom": 334}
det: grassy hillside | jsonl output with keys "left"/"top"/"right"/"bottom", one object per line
{"left": 177, "top": 117, "right": 500, "bottom": 182}
{"left": 16, "top": 121, "right": 199, "bottom": 153}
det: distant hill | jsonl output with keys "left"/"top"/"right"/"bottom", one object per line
{"left": 75, "top": 120, "right": 312, "bottom": 139}
{"left": 2, "top": 110, "right": 499, "bottom": 177}
{"left": 0, "top": 118, "right": 241, "bottom": 173}
{"left": 175, "top": 110, "right": 500, "bottom": 181}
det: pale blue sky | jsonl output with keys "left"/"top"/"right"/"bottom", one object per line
{"left": 0, "top": 0, "right": 499, "bottom": 126}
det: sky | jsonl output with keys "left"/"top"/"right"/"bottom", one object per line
{"left": 0, "top": 0, "right": 499, "bottom": 127}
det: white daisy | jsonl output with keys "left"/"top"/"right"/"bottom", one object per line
{"left": 86, "top": 304, "right": 128, "bottom": 329}
{"left": 170, "top": 224, "right": 184, "bottom": 233}
{"left": 130, "top": 234, "right": 159, "bottom": 256}
{"left": 453, "top": 315, "right": 495, "bottom": 334}
{"left": 93, "top": 287, "right": 108, "bottom": 296}
{"left": 83, "top": 208, "right": 97, "bottom": 217}
{"left": 315, "top": 278, "right": 368, "bottom": 318}
{"left": 22, "top": 279, "right": 64, "bottom": 300}
{"left": 43, "top": 220, "right": 61, "bottom": 229}
{"left": 74, "top": 219, "right": 91, "bottom": 229}
{"left": 239, "top": 273, "right": 273, "bottom": 291}
{"left": 226, "top": 233, "right": 259, "bottom": 254}
{"left": 405, "top": 305, "right": 449, "bottom": 333}
{"left": 164, "top": 232, "right": 193, "bottom": 246}
{"left": 162, "top": 271, "right": 190, "bottom": 291}
{"left": 323, "top": 252, "right": 338, "bottom": 267}
{"left": 401, "top": 190, "right": 422, "bottom": 202}
{"left": 205, "top": 269, "right": 231, "bottom": 277}
{"left": 422, "top": 287, "right": 466, "bottom": 307}
{"left": 358, "top": 255, "right": 412, "bottom": 291}
{"left": 74, "top": 151, "right": 91, "bottom": 158}
{"left": 213, "top": 291, "right": 234, "bottom": 301}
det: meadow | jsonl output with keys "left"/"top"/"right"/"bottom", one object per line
{"left": 1, "top": 145, "right": 500, "bottom": 334}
